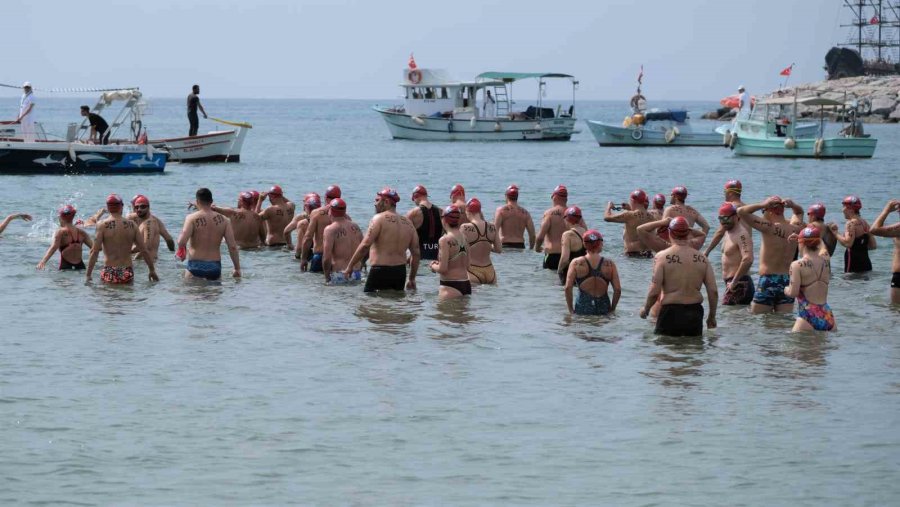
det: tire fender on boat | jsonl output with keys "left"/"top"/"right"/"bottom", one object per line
{"left": 814, "top": 138, "right": 824, "bottom": 157}
{"left": 723, "top": 131, "right": 732, "bottom": 147}
{"left": 494, "top": 121, "right": 502, "bottom": 132}
{"left": 470, "top": 117, "right": 476, "bottom": 129}
{"left": 631, "top": 129, "right": 643, "bottom": 141}
{"left": 729, "top": 132, "right": 738, "bottom": 150}
{"left": 664, "top": 128, "right": 678, "bottom": 144}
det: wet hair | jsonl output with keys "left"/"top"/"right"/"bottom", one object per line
{"left": 196, "top": 187, "right": 213, "bottom": 205}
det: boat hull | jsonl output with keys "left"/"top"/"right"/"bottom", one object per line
{"left": 151, "top": 128, "right": 248, "bottom": 163}
{"left": 0, "top": 141, "right": 167, "bottom": 174}
{"left": 374, "top": 107, "right": 575, "bottom": 141}
{"left": 586, "top": 120, "right": 723, "bottom": 146}
{"left": 733, "top": 136, "right": 877, "bottom": 158}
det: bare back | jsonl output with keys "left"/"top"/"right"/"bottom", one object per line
{"left": 461, "top": 218, "right": 498, "bottom": 266}
{"left": 367, "top": 210, "right": 418, "bottom": 266}
{"left": 184, "top": 209, "right": 229, "bottom": 261}
{"left": 324, "top": 218, "right": 363, "bottom": 272}
{"left": 229, "top": 209, "right": 265, "bottom": 248}
{"left": 653, "top": 244, "right": 714, "bottom": 305}
{"left": 260, "top": 203, "right": 294, "bottom": 244}
{"left": 539, "top": 205, "right": 567, "bottom": 253}
{"left": 495, "top": 203, "right": 532, "bottom": 244}
{"left": 97, "top": 216, "right": 140, "bottom": 267}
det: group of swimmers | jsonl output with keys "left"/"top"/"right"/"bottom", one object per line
{"left": 2, "top": 180, "right": 899, "bottom": 337}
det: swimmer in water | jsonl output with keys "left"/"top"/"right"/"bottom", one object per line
{"left": 494, "top": 184, "right": 536, "bottom": 249}
{"left": 663, "top": 185, "right": 711, "bottom": 236}
{"left": 257, "top": 185, "right": 295, "bottom": 246}
{"left": 639, "top": 217, "right": 718, "bottom": 337}
{"left": 211, "top": 191, "right": 266, "bottom": 249}
{"left": 128, "top": 195, "right": 175, "bottom": 263}
{"left": 37, "top": 205, "right": 92, "bottom": 270}
{"left": 461, "top": 197, "right": 501, "bottom": 285}
{"left": 175, "top": 188, "right": 241, "bottom": 280}
{"left": 649, "top": 193, "right": 666, "bottom": 220}
{"left": 604, "top": 189, "right": 655, "bottom": 257}
{"left": 322, "top": 198, "right": 364, "bottom": 285}
{"left": 805, "top": 203, "right": 838, "bottom": 257}
{"left": 704, "top": 203, "right": 754, "bottom": 306}
{"left": 565, "top": 229, "right": 621, "bottom": 315}
{"left": 784, "top": 226, "right": 836, "bottom": 332}
{"left": 430, "top": 205, "right": 472, "bottom": 299}
{"left": 86, "top": 194, "right": 158, "bottom": 284}
{"left": 344, "top": 187, "right": 420, "bottom": 292}
{"left": 0, "top": 212, "right": 32, "bottom": 235}
{"left": 406, "top": 185, "right": 443, "bottom": 261}
{"left": 737, "top": 195, "right": 805, "bottom": 314}
{"left": 535, "top": 185, "right": 571, "bottom": 270}
{"left": 449, "top": 184, "right": 469, "bottom": 224}
{"left": 705, "top": 179, "right": 749, "bottom": 254}
{"left": 302, "top": 185, "right": 343, "bottom": 272}
{"left": 870, "top": 199, "right": 900, "bottom": 304}
{"left": 283, "top": 193, "right": 320, "bottom": 256}
{"left": 832, "top": 195, "right": 876, "bottom": 273}
{"left": 557, "top": 206, "right": 587, "bottom": 284}
{"left": 636, "top": 217, "right": 707, "bottom": 253}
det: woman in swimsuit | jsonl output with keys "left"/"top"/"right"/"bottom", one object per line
{"left": 833, "top": 195, "right": 876, "bottom": 273}
{"left": 785, "top": 226, "right": 837, "bottom": 332}
{"left": 461, "top": 198, "right": 501, "bottom": 285}
{"left": 430, "top": 205, "right": 472, "bottom": 299}
{"left": 37, "top": 205, "right": 93, "bottom": 271}
{"left": 564, "top": 229, "right": 621, "bottom": 316}
{"left": 557, "top": 206, "right": 587, "bottom": 284}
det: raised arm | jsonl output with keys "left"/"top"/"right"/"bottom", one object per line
{"left": 636, "top": 218, "right": 671, "bottom": 253}
{"left": 210, "top": 205, "right": 237, "bottom": 218}
{"left": 83, "top": 208, "right": 106, "bottom": 227}
{"left": 37, "top": 230, "right": 63, "bottom": 270}
{"left": 0, "top": 213, "right": 32, "bottom": 234}
{"left": 871, "top": 200, "right": 900, "bottom": 237}
{"left": 832, "top": 219, "right": 857, "bottom": 247}
{"left": 604, "top": 202, "right": 630, "bottom": 223}
{"left": 737, "top": 202, "right": 775, "bottom": 234}
{"left": 702, "top": 226, "right": 725, "bottom": 257}
{"left": 784, "top": 199, "right": 805, "bottom": 226}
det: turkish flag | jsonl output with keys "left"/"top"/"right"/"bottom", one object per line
{"left": 408, "top": 53, "right": 417, "bottom": 70}
{"left": 780, "top": 65, "right": 792, "bottom": 76}
{"left": 870, "top": 15, "right": 880, "bottom": 24}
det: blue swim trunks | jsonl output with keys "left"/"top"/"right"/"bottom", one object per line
{"left": 309, "top": 252, "right": 324, "bottom": 273}
{"left": 329, "top": 270, "right": 362, "bottom": 285}
{"left": 753, "top": 273, "right": 794, "bottom": 306}
{"left": 185, "top": 260, "right": 222, "bottom": 280}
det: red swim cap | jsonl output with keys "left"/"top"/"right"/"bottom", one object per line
{"left": 305, "top": 195, "right": 321, "bottom": 210}
{"left": 671, "top": 186, "right": 688, "bottom": 198}
{"left": 767, "top": 195, "right": 785, "bottom": 214}
{"left": 250, "top": 190, "right": 260, "bottom": 203}
{"left": 239, "top": 191, "right": 254, "bottom": 205}
{"left": 58, "top": 205, "right": 76, "bottom": 217}
{"left": 552, "top": 185, "right": 568, "bottom": 198}
{"left": 443, "top": 205, "right": 461, "bottom": 226}
{"left": 506, "top": 184, "right": 519, "bottom": 199}
{"left": 377, "top": 187, "right": 400, "bottom": 204}
{"left": 842, "top": 195, "right": 862, "bottom": 211}
{"left": 450, "top": 184, "right": 465, "bottom": 198}
{"left": 325, "top": 185, "right": 341, "bottom": 199}
{"left": 718, "top": 202, "right": 737, "bottom": 216}
{"left": 631, "top": 189, "right": 648, "bottom": 204}
{"left": 582, "top": 229, "right": 603, "bottom": 244}
{"left": 106, "top": 194, "right": 123, "bottom": 209}
{"left": 329, "top": 198, "right": 347, "bottom": 217}
{"left": 412, "top": 184, "right": 428, "bottom": 199}
{"left": 269, "top": 185, "right": 283, "bottom": 197}
{"left": 466, "top": 198, "right": 482, "bottom": 214}
{"left": 133, "top": 195, "right": 149, "bottom": 207}
{"left": 668, "top": 216, "right": 690, "bottom": 238}
{"left": 724, "top": 179, "right": 742, "bottom": 193}
{"left": 807, "top": 203, "right": 826, "bottom": 220}
{"left": 799, "top": 225, "right": 822, "bottom": 245}
{"left": 564, "top": 205, "right": 582, "bottom": 223}
{"left": 653, "top": 193, "right": 666, "bottom": 208}
{"left": 130, "top": 194, "right": 147, "bottom": 206}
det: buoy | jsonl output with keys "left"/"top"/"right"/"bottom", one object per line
{"left": 784, "top": 137, "right": 796, "bottom": 149}
{"left": 68, "top": 143, "right": 76, "bottom": 161}
{"left": 672, "top": 127, "right": 680, "bottom": 136}
{"left": 146, "top": 144, "right": 154, "bottom": 160}
{"left": 412, "top": 115, "right": 426, "bottom": 126}
{"left": 533, "top": 123, "right": 542, "bottom": 131}
{"left": 469, "top": 117, "right": 476, "bottom": 129}
{"left": 729, "top": 133, "right": 738, "bottom": 150}
{"left": 631, "top": 129, "right": 643, "bottom": 141}
{"left": 665, "top": 128, "right": 676, "bottom": 144}
{"left": 723, "top": 131, "right": 732, "bottom": 147}
{"left": 494, "top": 122, "right": 502, "bottom": 132}
{"left": 623, "top": 116, "right": 633, "bottom": 128}
{"left": 814, "top": 138, "right": 824, "bottom": 157}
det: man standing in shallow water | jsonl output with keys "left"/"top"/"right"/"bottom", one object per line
{"left": 870, "top": 199, "right": 900, "bottom": 304}
{"left": 535, "top": 185, "right": 570, "bottom": 270}
{"left": 211, "top": 191, "right": 266, "bottom": 249}
{"left": 494, "top": 184, "right": 535, "bottom": 249}
{"left": 257, "top": 185, "right": 295, "bottom": 247}
{"left": 176, "top": 188, "right": 241, "bottom": 280}
{"left": 86, "top": 194, "right": 158, "bottom": 284}
{"left": 345, "top": 188, "right": 420, "bottom": 292}
{"left": 322, "top": 198, "right": 364, "bottom": 285}
{"left": 128, "top": 195, "right": 175, "bottom": 264}
{"left": 704, "top": 203, "right": 754, "bottom": 305}
{"left": 604, "top": 189, "right": 654, "bottom": 257}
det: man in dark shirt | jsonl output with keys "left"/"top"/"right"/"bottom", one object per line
{"left": 80, "top": 106, "right": 110, "bottom": 144}
{"left": 187, "top": 84, "right": 208, "bottom": 136}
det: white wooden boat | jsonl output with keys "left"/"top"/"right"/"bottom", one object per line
{"left": 587, "top": 110, "right": 724, "bottom": 146}
{"left": 374, "top": 68, "right": 578, "bottom": 141}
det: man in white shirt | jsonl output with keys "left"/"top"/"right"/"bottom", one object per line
{"left": 16, "top": 82, "right": 36, "bottom": 142}
{"left": 483, "top": 89, "right": 496, "bottom": 118}
{"left": 737, "top": 85, "right": 750, "bottom": 120}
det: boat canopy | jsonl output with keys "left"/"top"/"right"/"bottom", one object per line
{"left": 476, "top": 72, "right": 575, "bottom": 82}
{"left": 761, "top": 96, "right": 844, "bottom": 106}
{"left": 100, "top": 89, "right": 141, "bottom": 104}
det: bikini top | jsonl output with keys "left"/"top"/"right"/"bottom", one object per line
{"left": 60, "top": 227, "right": 82, "bottom": 251}
{"left": 575, "top": 256, "right": 611, "bottom": 286}
{"left": 469, "top": 221, "right": 491, "bottom": 246}
{"left": 449, "top": 236, "right": 468, "bottom": 261}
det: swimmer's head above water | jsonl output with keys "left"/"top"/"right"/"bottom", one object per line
{"left": 443, "top": 205, "right": 461, "bottom": 228}
{"left": 564, "top": 206, "right": 582, "bottom": 224}
{"left": 506, "top": 184, "right": 519, "bottom": 201}
{"left": 325, "top": 185, "right": 341, "bottom": 200}
{"left": 329, "top": 198, "right": 346, "bottom": 218}
{"left": 582, "top": 229, "right": 603, "bottom": 252}
{"left": 106, "top": 194, "right": 123, "bottom": 213}
{"left": 668, "top": 216, "right": 691, "bottom": 239}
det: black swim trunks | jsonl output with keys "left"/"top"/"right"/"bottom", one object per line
{"left": 440, "top": 279, "right": 472, "bottom": 295}
{"left": 543, "top": 252, "right": 561, "bottom": 270}
{"left": 59, "top": 259, "right": 85, "bottom": 271}
{"left": 655, "top": 303, "right": 704, "bottom": 337}
{"left": 626, "top": 250, "right": 654, "bottom": 258}
{"left": 892, "top": 272, "right": 900, "bottom": 289}
{"left": 502, "top": 242, "right": 526, "bottom": 249}
{"left": 364, "top": 264, "right": 406, "bottom": 292}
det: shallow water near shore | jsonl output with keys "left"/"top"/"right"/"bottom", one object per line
{"left": 1, "top": 98, "right": 899, "bottom": 505}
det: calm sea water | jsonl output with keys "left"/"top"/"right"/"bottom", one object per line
{"left": 1, "top": 96, "right": 899, "bottom": 505}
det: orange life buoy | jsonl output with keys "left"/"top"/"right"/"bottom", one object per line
{"left": 408, "top": 69, "right": 423, "bottom": 84}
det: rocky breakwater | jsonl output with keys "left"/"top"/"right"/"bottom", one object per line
{"left": 702, "top": 76, "right": 900, "bottom": 123}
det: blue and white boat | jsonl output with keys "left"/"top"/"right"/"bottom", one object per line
{"left": 586, "top": 109, "right": 726, "bottom": 146}
{"left": 0, "top": 140, "right": 166, "bottom": 174}
{"left": 731, "top": 96, "right": 877, "bottom": 158}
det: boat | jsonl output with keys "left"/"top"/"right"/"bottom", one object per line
{"left": 730, "top": 95, "right": 877, "bottom": 158}
{"left": 373, "top": 67, "right": 579, "bottom": 141}
{"left": 0, "top": 140, "right": 167, "bottom": 174}
{"left": 587, "top": 109, "right": 728, "bottom": 147}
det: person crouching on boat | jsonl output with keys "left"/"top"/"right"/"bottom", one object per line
{"left": 37, "top": 205, "right": 93, "bottom": 271}
{"left": 80, "top": 106, "right": 110, "bottom": 144}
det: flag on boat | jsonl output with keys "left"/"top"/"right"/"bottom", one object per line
{"left": 408, "top": 53, "right": 417, "bottom": 70}
{"left": 780, "top": 64, "right": 793, "bottom": 76}
{"left": 870, "top": 15, "right": 880, "bottom": 24}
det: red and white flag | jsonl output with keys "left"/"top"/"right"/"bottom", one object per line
{"left": 780, "top": 64, "right": 793, "bottom": 76}
{"left": 637, "top": 65, "right": 643, "bottom": 85}
{"left": 870, "top": 15, "right": 880, "bottom": 25}
{"left": 408, "top": 53, "right": 417, "bottom": 70}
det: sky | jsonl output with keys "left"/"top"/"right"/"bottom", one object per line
{"left": 2, "top": 0, "right": 855, "bottom": 100}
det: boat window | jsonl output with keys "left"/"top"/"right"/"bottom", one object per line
{"left": 441, "top": 87, "right": 448, "bottom": 99}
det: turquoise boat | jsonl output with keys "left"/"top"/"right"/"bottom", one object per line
{"left": 730, "top": 96, "right": 877, "bottom": 158}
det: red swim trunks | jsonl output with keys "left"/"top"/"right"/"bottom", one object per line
{"left": 101, "top": 266, "right": 135, "bottom": 284}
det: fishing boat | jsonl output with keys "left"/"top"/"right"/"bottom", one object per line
{"left": 0, "top": 140, "right": 167, "bottom": 174}
{"left": 730, "top": 95, "right": 877, "bottom": 158}
{"left": 586, "top": 109, "right": 727, "bottom": 147}
{"left": 373, "top": 66, "right": 579, "bottom": 141}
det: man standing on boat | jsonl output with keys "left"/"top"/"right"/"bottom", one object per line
{"left": 80, "top": 106, "right": 110, "bottom": 144}
{"left": 737, "top": 85, "right": 750, "bottom": 119}
{"left": 483, "top": 90, "right": 496, "bottom": 118}
{"left": 187, "top": 84, "right": 208, "bottom": 137}
{"left": 16, "top": 82, "right": 36, "bottom": 142}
